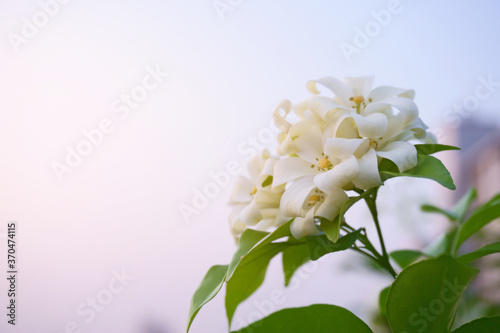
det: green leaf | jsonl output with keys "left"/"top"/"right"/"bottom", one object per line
{"left": 457, "top": 242, "right": 500, "bottom": 264}
{"left": 187, "top": 265, "right": 228, "bottom": 332}
{"left": 424, "top": 228, "right": 458, "bottom": 257}
{"left": 230, "top": 304, "right": 373, "bottom": 333}
{"left": 421, "top": 204, "right": 457, "bottom": 221}
{"left": 379, "top": 286, "right": 390, "bottom": 316}
{"left": 317, "top": 216, "right": 341, "bottom": 243}
{"left": 390, "top": 250, "right": 424, "bottom": 269}
{"left": 227, "top": 229, "right": 269, "bottom": 279}
{"left": 451, "top": 188, "right": 477, "bottom": 222}
{"left": 456, "top": 200, "right": 500, "bottom": 249}
{"left": 282, "top": 243, "right": 309, "bottom": 287}
{"left": 380, "top": 154, "right": 456, "bottom": 190}
{"left": 306, "top": 229, "right": 362, "bottom": 261}
{"left": 421, "top": 188, "right": 478, "bottom": 222}
{"left": 414, "top": 144, "right": 461, "bottom": 155}
{"left": 225, "top": 243, "right": 287, "bottom": 326}
{"left": 452, "top": 316, "right": 500, "bottom": 332}
{"left": 483, "top": 193, "right": 500, "bottom": 207}
{"left": 227, "top": 220, "right": 293, "bottom": 280}
{"left": 386, "top": 255, "right": 478, "bottom": 333}
{"left": 224, "top": 221, "right": 295, "bottom": 326}
{"left": 261, "top": 175, "right": 273, "bottom": 187}
{"left": 378, "top": 157, "right": 399, "bottom": 173}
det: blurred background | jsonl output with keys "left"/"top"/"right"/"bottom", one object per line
{"left": 0, "top": 1, "right": 499, "bottom": 332}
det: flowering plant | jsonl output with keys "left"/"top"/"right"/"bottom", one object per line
{"left": 187, "top": 76, "right": 500, "bottom": 332}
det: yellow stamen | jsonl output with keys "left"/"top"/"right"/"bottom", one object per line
{"left": 250, "top": 186, "right": 257, "bottom": 195}
{"left": 318, "top": 157, "right": 331, "bottom": 169}
{"left": 353, "top": 96, "right": 364, "bottom": 104}
{"left": 369, "top": 139, "right": 378, "bottom": 149}
{"left": 308, "top": 195, "right": 320, "bottom": 206}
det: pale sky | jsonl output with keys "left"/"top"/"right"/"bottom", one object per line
{"left": 0, "top": 1, "right": 499, "bottom": 332}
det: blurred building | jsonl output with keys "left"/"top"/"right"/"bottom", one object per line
{"left": 444, "top": 118, "right": 500, "bottom": 308}
{"left": 454, "top": 120, "right": 500, "bottom": 202}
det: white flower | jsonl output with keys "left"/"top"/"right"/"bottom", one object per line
{"left": 272, "top": 135, "right": 360, "bottom": 195}
{"left": 286, "top": 188, "right": 348, "bottom": 239}
{"left": 278, "top": 76, "right": 436, "bottom": 190}
{"left": 229, "top": 75, "right": 436, "bottom": 240}
{"left": 228, "top": 150, "right": 286, "bottom": 239}
{"left": 273, "top": 99, "right": 325, "bottom": 157}
{"left": 299, "top": 76, "right": 431, "bottom": 144}
{"left": 271, "top": 127, "right": 353, "bottom": 238}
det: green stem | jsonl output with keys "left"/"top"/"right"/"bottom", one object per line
{"left": 351, "top": 246, "right": 379, "bottom": 262}
{"left": 342, "top": 223, "right": 355, "bottom": 232}
{"left": 343, "top": 222, "right": 382, "bottom": 259}
{"left": 364, "top": 188, "right": 397, "bottom": 279}
{"left": 450, "top": 228, "right": 461, "bottom": 257}
{"left": 343, "top": 224, "right": 396, "bottom": 279}
{"left": 366, "top": 189, "right": 387, "bottom": 257}
{"left": 360, "top": 234, "right": 383, "bottom": 260}
{"left": 341, "top": 189, "right": 397, "bottom": 278}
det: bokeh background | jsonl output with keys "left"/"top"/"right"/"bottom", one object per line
{"left": 1, "top": 1, "right": 500, "bottom": 332}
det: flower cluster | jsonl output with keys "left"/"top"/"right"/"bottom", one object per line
{"left": 229, "top": 76, "right": 436, "bottom": 240}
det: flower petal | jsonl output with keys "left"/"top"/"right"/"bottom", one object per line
{"left": 352, "top": 112, "right": 388, "bottom": 139}
{"left": 254, "top": 217, "right": 276, "bottom": 231}
{"left": 229, "top": 203, "right": 244, "bottom": 223}
{"left": 272, "top": 157, "right": 317, "bottom": 188}
{"left": 364, "top": 97, "right": 419, "bottom": 127}
{"left": 327, "top": 111, "right": 359, "bottom": 139}
{"left": 376, "top": 141, "right": 417, "bottom": 173}
{"left": 313, "top": 155, "right": 360, "bottom": 193}
{"left": 278, "top": 133, "right": 298, "bottom": 156}
{"left": 239, "top": 199, "right": 263, "bottom": 226}
{"left": 314, "top": 189, "right": 349, "bottom": 220}
{"left": 229, "top": 176, "right": 254, "bottom": 203}
{"left": 409, "top": 116, "right": 429, "bottom": 137}
{"left": 420, "top": 131, "right": 437, "bottom": 144}
{"left": 290, "top": 208, "right": 319, "bottom": 239}
{"left": 255, "top": 190, "right": 282, "bottom": 209}
{"left": 229, "top": 219, "right": 247, "bottom": 237}
{"left": 247, "top": 149, "right": 269, "bottom": 181}
{"left": 352, "top": 148, "right": 383, "bottom": 189}
{"left": 277, "top": 119, "right": 316, "bottom": 155}
{"left": 363, "top": 98, "right": 420, "bottom": 147}
{"left": 273, "top": 99, "right": 293, "bottom": 133}
{"left": 344, "top": 76, "right": 374, "bottom": 98}
{"left": 280, "top": 175, "right": 316, "bottom": 217}
{"left": 261, "top": 208, "right": 280, "bottom": 220}
{"left": 294, "top": 126, "right": 324, "bottom": 164}
{"left": 298, "top": 95, "right": 350, "bottom": 119}
{"left": 368, "top": 86, "right": 415, "bottom": 102}
{"left": 324, "top": 138, "right": 366, "bottom": 161}
{"left": 306, "top": 76, "right": 352, "bottom": 105}
{"left": 256, "top": 156, "right": 279, "bottom": 188}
